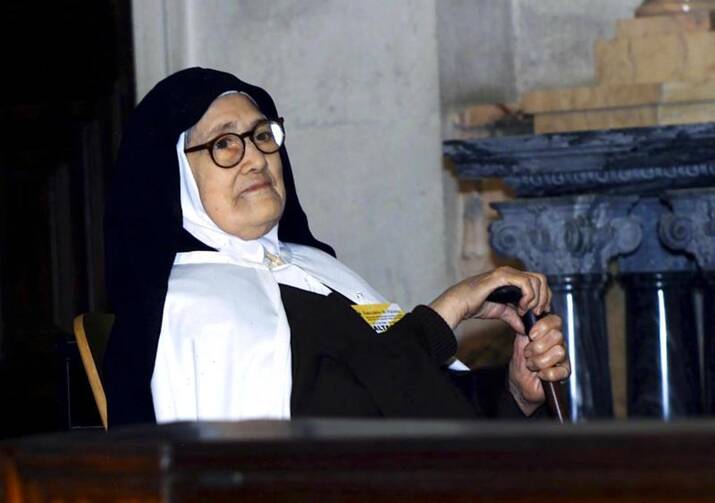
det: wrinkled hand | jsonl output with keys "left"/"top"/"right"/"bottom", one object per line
{"left": 429, "top": 266, "right": 570, "bottom": 415}
{"left": 429, "top": 266, "right": 552, "bottom": 331}
{"left": 508, "top": 314, "right": 570, "bottom": 416}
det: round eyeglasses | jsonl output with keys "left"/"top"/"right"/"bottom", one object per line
{"left": 184, "top": 118, "right": 285, "bottom": 168}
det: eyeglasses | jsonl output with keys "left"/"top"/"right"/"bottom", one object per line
{"left": 184, "top": 118, "right": 285, "bottom": 168}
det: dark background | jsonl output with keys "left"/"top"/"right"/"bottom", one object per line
{"left": 0, "top": 0, "right": 135, "bottom": 437}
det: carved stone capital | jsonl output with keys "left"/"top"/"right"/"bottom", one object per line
{"left": 661, "top": 188, "right": 715, "bottom": 271}
{"left": 619, "top": 197, "right": 695, "bottom": 274}
{"left": 490, "top": 195, "right": 641, "bottom": 276}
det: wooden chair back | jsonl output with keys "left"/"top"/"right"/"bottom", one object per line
{"left": 72, "top": 313, "right": 114, "bottom": 430}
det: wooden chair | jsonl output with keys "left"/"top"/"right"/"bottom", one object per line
{"left": 72, "top": 313, "right": 114, "bottom": 430}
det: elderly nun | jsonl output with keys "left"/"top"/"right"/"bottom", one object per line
{"left": 103, "top": 67, "right": 569, "bottom": 427}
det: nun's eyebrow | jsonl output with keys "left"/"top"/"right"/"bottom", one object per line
{"left": 204, "top": 120, "right": 238, "bottom": 139}
{"left": 202, "top": 117, "right": 267, "bottom": 142}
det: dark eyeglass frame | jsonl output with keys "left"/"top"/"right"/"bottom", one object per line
{"left": 184, "top": 117, "right": 285, "bottom": 168}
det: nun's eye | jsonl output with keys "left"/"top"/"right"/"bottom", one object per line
{"left": 211, "top": 134, "right": 245, "bottom": 168}
{"left": 214, "top": 134, "right": 242, "bottom": 151}
{"left": 254, "top": 130, "right": 273, "bottom": 142}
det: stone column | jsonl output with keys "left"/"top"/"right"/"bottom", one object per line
{"left": 490, "top": 195, "right": 641, "bottom": 420}
{"left": 660, "top": 188, "right": 715, "bottom": 414}
{"left": 618, "top": 198, "right": 700, "bottom": 419}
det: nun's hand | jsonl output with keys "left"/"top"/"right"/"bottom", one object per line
{"left": 429, "top": 266, "right": 551, "bottom": 331}
{"left": 508, "top": 314, "right": 570, "bottom": 416}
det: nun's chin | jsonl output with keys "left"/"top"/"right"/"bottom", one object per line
{"left": 230, "top": 218, "right": 281, "bottom": 240}
{"left": 216, "top": 196, "right": 284, "bottom": 240}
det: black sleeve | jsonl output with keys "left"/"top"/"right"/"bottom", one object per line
{"left": 382, "top": 305, "right": 552, "bottom": 419}
{"left": 447, "top": 367, "right": 549, "bottom": 420}
{"left": 381, "top": 304, "right": 458, "bottom": 365}
{"left": 339, "top": 304, "right": 479, "bottom": 419}
{"left": 495, "top": 385, "right": 549, "bottom": 419}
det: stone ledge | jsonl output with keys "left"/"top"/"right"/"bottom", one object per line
{"left": 596, "top": 31, "right": 715, "bottom": 85}
{"left": 443, "top": 122, "right": 715, "bottom": 197}
{"left": 616, "top": 11, "right": 715, "bottom": 38}
{"left": 523, "top": 81, "right": 715, "bottom": 114}
{"left": 636, "top": 0, "right": 715, "bottom": 17}
{"left": 535, "top": 101, "right": 715, "bottom": 134}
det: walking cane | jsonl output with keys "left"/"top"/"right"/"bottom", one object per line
{"left": 486, "top": 285, "right": 568, "bottom": 423}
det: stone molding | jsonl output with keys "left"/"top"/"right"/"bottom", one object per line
{"left": 619, "top": 197, "right": 695, "bottom": 274}
{"left": 490, "top": 195, "right": 641, "bottom": 276}
{"left": 508, "top": 165, "right": 715, "bottom": 198}
{"left": 443, "top": 123, "right": 715, "bottom": 197}
{"left": 660, "top": 188, "right": 715, "bottom": 270}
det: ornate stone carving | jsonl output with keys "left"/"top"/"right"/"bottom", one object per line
{"left": 504, "top": 165, "right": 715, "bottom": 198}
{"left": 445, "top": 123, "right": 715, "bottom": 421}
{"left": 490, "top": 195, "right": 641, "bottom": 276}
{"left": 443, "top": 123, "right": 715, "bottom": 197}
{"left": 619, "top": 197, "right": 695, "bottom": 274}
{"left": 660, "top": 188, "right": 715, "bottom": 270}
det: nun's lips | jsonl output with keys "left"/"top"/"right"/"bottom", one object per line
{"left": 240, "top": 179, "right": 273, "bottom": 195}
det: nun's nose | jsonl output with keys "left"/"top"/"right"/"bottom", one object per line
{"left": 238, "top": 139, "right": 268, "bottom": 173}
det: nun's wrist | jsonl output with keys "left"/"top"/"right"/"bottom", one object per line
{"left": 428, "top": 290, "right": 464, "bottom": 330}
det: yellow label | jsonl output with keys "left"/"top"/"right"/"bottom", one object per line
{"left": 352, "top": 303, "right": 405, "bottom": 333}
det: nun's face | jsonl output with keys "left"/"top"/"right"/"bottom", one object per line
{"left": 186, "top": 93, "right": 286, "bottom": 240}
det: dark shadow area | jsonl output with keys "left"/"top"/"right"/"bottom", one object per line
{"left": 0, "top": 0, "right": 134, "bottom": 438}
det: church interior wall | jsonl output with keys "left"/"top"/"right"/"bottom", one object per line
{"left": 132, "top": 2, "right": 646, "bottom": 405}
{"left": 132, "top": 0, "right": 449, "bottom": 309}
